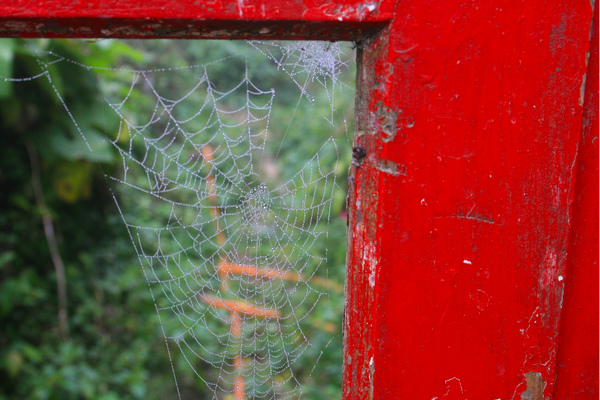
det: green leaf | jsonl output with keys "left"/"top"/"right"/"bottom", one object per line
{"left": 5, "top": 349, "right": 24, "bottom": 377}
{"left": 97, "top": 393, "right": 120, "bottom": 400}
{"left": 52, "top": 161, "right": 94, "bottom": 203}
{"left": 130, "top": 382, "right": 147, "bottom": 399}
{"left": 86, "top": 39, "right": 146, "bottom": 68}
{"left": 37, "top": 124, "right": 115, "bottom": 164}
{"left": 0, "top": 250, "right": 15, "bottom": 269}
{"left": 0, "top": 98, "right": 21, "bottom": 127}
{"left": 22, "top": 344, "right": 44, "bottom": 363}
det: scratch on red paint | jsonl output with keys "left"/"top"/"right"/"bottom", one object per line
{"left": 313, "top": 1, "right": 380, "bottom": 21}
{"left": 433, "top": 214, "right": 498, "bottom": 225}
{"left": 540, "top": 250, "right": 560, "bottom": 289}
{"left": 431, "top": 377, "right": 466, "bottom": 400}
{"left": 512, "top": 306, "right": 555, "bottom": 399}
{"left": 435, "top": 298, "right": 451, "bottom": 329}
{"left": 469, "top": 289, "right": 491, "bottom": 312}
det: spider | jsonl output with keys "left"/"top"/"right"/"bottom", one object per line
{"left": 351, "top": 145, "right": 367, "bottom": 167}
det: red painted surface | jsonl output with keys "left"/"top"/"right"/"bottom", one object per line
{"left": 0, "top": 1, "right": 597, "bottom": 399}
{"left": 344, "top": 1, "right": 596, "bottom": 399}
{"left": 553, "top": 3, "right": 599, "bottom": 398}
{"left": 0, "top": 0, "right": 392, "bottom": 39}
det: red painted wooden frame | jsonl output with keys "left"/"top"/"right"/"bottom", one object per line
{"left": 1, "top": 1, "right": 597, "bottom": 399}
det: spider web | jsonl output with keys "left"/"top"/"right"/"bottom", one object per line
{"left": 111, "top": 63, "right": 339, "bottom": 399}
{"left": 6, "top": 40, "right": 352, "bottom": 399}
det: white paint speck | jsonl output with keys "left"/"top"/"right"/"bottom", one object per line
{"left": 368, "top": 269, "right": 376, "bottom": 287}
{"left": 338, "top": 16, "right": 343, "bottom": 21}
{"left": 558, "top": 275, "right": 564, "bottom": 281}
{"left": 463, "top": 260, "right": 472, "bottom": 265}
{"left": 421, "top": 198, "right": 428, "bottom": 206}
{"left": 367, "top": 4, "right": 376, "bottom": 11}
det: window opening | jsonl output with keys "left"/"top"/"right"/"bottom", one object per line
{"left": 1, "top": 39, "right": 355, "bottom": 399}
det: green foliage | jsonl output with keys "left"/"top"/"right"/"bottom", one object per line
{"left": 0, "top": 39, "right": 353, "bottom": 399}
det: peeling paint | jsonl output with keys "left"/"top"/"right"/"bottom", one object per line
{"left": 520, "top": 372, "right": 548, "bottom": 400}
{"left": 579, "top": 71, "right": 588, "bottom": 106}
{"left": 372, "top": 101, "right": 397, "bottom": 142}
{"left": 512, "top": 306, "right": 557, "bottom": 400}
{"left": 374, "top": 158, "right": 407, "bottom": 175}
{"left": 363, "top": 242, "right": 379, "bottom": 288}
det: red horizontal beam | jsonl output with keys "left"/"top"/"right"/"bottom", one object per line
{"left": 0, "top": 0, "right": 393, "bottom": 39}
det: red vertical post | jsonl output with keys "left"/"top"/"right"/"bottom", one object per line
{"left": 553, "top": 3, "right": 599, "bottom": 398}
{"left": 344, "top": 1, "right": 595, "bottom": 399}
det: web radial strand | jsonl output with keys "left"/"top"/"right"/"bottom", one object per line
{"left": 6, "top": 40, "right": 351, "bottom": 399}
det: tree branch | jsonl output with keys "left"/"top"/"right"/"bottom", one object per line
{"left": 25, "top": 139, "right": 70, "bottom": 342}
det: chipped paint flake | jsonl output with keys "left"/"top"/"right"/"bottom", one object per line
{"left": 375, "top": 158, "right": 407, "bottom": 175}
{"left": 363, "top": 242, "right": 379, "bottom": 288}
{"left": 372, "top": 102, "right": 397, "bottom": 142}
{"left": 580, "top": 71, "right": 587, "bottom": 106}
{"left": 520, "top": 372, "right": 548, "bottom": 400}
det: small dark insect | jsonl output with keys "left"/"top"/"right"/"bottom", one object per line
{"left": 351, "top": 145, "right": 367, "bottom": 167}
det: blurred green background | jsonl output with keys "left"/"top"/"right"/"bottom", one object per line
{"left": 0, "top": 39, "right": 354, "bottom": 399}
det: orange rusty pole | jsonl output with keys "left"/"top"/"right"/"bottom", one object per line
{"left": 217, "top": 260, "right": 343, "bottom": 293}
{"left": 202, "top": 145, "right": 249, "bottom": 399}
{"left": 201, "top": 146, "right": 227, "bottom": 247}
{"left": 201, "top": 293, "right": 280, "bottom": 399}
